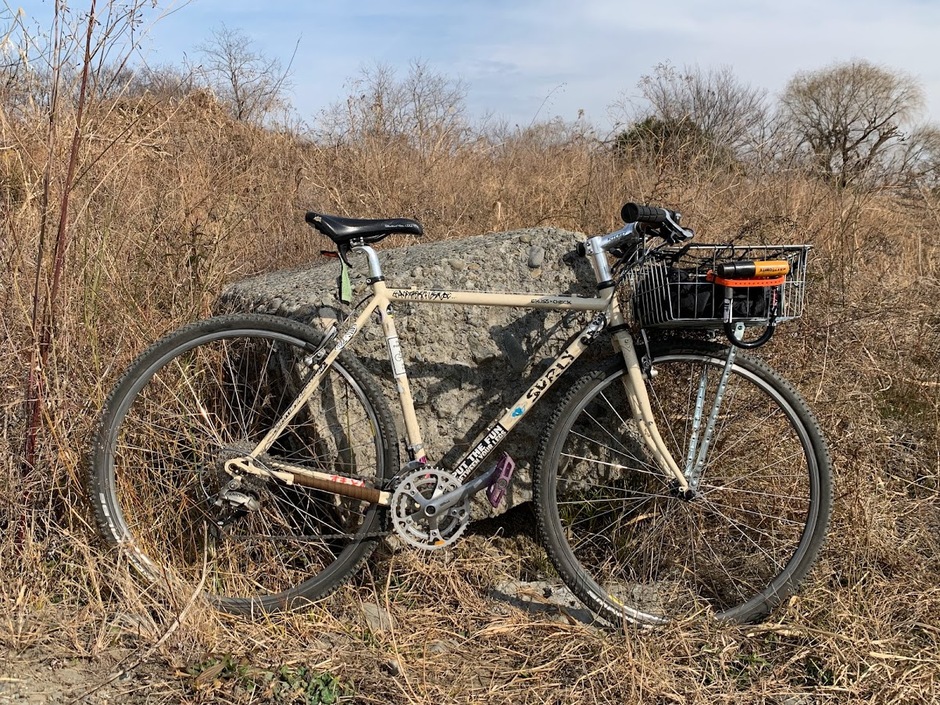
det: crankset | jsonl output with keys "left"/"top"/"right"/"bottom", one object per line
{"left": 389, "top": 468, "right": 470, "bottom": 550}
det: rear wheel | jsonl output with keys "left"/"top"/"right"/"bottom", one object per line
{"left": 534, "top": 341, "right": 831, "bottom": 625}
{"left": 88, "top": 313, "right": 397, "bottom": 613}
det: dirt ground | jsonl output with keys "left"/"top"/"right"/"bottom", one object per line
{"left": 0, "top": 648, "right": 169, "bottom": 704}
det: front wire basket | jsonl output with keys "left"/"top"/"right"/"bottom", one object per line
{"left": 627, "top": 244, "right": 811, "bottom": 330}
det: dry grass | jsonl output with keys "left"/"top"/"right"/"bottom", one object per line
{"left": 1, "top": 86, "right": 939, "bottom": 704}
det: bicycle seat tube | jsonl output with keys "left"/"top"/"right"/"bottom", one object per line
{"left": 353, "top": 243, "right": 429, "bottom": 463}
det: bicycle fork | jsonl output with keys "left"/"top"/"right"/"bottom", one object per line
{"left": 610, "top": 322, "right": 743, "bottom": 496}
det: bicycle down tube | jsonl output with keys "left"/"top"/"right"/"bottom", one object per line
{"left": 234, "top": 240, "right": 693, "bottom": 501}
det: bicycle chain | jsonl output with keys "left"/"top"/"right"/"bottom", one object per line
{"left": 211, "top": 524, "right": 392, "bottom": 543}
{"left": 277, "top": 529, "right": 391, "bottom": 541}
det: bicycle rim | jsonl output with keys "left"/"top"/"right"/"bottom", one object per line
{"left": 90, "top": 315, "right": 394, "bottom": 613}
{"left": 536, "top": 345, "right": 830, "bottom": 625}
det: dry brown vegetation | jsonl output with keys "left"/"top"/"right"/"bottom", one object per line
{"left": 2, "top": 9, "right": 940, "bottom": 703}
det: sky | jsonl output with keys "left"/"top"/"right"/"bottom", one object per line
{"left": 9, "top": 0, "right": 940, "bottom": 134}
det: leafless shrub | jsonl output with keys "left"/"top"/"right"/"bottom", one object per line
{"left": 614, "top": 63, "right": 769, "bottom": 163}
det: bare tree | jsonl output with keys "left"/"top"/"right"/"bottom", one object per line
{"left": 400, "top": 60, "right": 469, "bottom": 157}
{"left": 618, "top": 63, "right": 769, "bottom": 159}
{"left": 320, "top": 60, "right": 470, "bottom": 160}
{"left": 779, "top": 60, "right": 929, "bottom": 188}
{"left": 194, "top": 24, "right": 292, "bottom": 122}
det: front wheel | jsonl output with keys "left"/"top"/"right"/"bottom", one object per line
{"left": 534, "top": 341, "right": 832, "bottom": 625}
{"left": 87, "top": 313, "right": 398, "bottom": 614}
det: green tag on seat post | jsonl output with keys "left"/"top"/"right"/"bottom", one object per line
{"left": 339, "top": 260, "right": 352, "bottom": 304}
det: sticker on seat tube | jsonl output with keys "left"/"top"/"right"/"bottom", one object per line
{"left": 387, "top": 336, "right": 406, "bottom": 377}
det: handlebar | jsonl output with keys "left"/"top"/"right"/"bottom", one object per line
{"left": 577, "top": 202, "right": 694, "bottom": 261}
{"left": 620, "top": 202, "right": 693, "bottom": 244}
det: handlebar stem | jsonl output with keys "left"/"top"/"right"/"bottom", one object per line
{"left": 583, "top": 223, "right": 642, "bottom": 283}
{"left": 583, "top": 236, "right": 615, "bottom": 283}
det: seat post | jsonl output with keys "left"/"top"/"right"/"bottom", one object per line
{"left": 353, "top": 244, "right": 385, "bottom": 281}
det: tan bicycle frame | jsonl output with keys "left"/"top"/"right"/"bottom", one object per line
{"left": 237, "top": 238, "right": 690, "bottom": 501}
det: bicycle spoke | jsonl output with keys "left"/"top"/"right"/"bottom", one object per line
{"left": 536, "top": 346, "right": 828, "bottom": 625}
{"left": 92, "top": 315, "right": 395, "bottom": 613}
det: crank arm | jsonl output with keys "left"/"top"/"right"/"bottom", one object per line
{"left": 421, "top": 463, "right": 501, "bottom": 517}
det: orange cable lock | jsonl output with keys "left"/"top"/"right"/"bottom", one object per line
{"left": 708, "top": 259, "right": 789, "bottom": 287}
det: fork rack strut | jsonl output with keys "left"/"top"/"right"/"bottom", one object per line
{"left": 685, "top": 323, "right": 744, "bottom": 491}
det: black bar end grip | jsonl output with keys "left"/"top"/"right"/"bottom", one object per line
{"left": 621, "top": 202, "right": 668, "bottom": 224}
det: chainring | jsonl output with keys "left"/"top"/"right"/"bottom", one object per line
{"left": 390, "top": 467, "right": 469, "bottom": 550}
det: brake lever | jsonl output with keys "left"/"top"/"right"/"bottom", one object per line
{"left": 662, "top": 211, "right": 694, "bottom": 244}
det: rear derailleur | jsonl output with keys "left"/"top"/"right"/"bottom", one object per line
{"left": 212, "top": 475, "right": 261, "bottom": 530}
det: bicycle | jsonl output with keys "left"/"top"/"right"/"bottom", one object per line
{"left": 87, "top": 203, "right": 832, "bottom": 626}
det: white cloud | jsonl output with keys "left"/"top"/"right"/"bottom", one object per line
{"left": 443, "top": 0, "right": 940, "bottom": 127}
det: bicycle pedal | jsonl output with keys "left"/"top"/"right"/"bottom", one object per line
{"left": 485, "top": 453, "right": 516, "bottom": 508}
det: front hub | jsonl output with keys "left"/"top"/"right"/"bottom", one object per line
{"left": 670, "top": 480, "right": 697, "bottom": 501}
